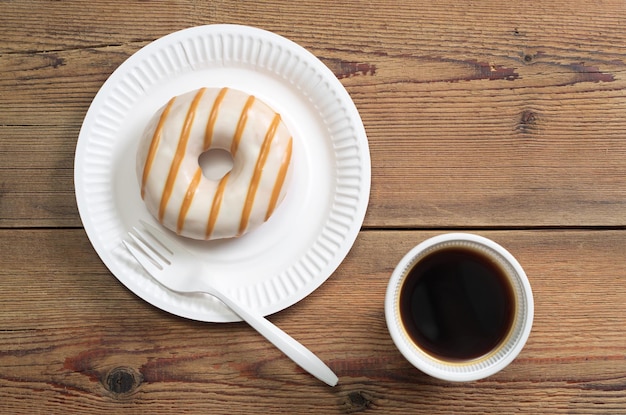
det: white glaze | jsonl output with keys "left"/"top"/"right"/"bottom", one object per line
{"left": 137, "top": 87, "right": 293, "bottom": 240}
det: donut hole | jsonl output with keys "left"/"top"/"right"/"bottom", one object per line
{"left": 198, "top": 148, "right": 234, "bottom": 181}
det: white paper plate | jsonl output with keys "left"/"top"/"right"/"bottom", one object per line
{"left": 74, "top": 25, "right": 371, "bottom": 322}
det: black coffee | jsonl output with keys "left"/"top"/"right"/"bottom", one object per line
{"left": 399, "top": 246, "right": 515, "bottom": 361}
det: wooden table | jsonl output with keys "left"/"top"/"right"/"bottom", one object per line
{"left": 2, "top": 1, "right": 626, "bottom": 413}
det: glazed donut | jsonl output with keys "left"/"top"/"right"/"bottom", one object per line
{"left": 137, "top": 87, "right": 293, "bottom": 240}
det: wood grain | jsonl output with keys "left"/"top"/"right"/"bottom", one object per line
{"left": 2, "top": 0, "right": 626, "bottom": 413}
{"left": 1, "top": 1, "right": 625, "bottom": 227}
{"left": 1, "top": 229, "right": 626, "bottom": 414}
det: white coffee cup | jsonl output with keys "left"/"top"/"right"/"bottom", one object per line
{"left": 385, "top": 233, "right": 534, "bottom": 382}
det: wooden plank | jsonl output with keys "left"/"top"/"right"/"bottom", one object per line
{"left": 2, "top": 66, "right": 626, "bottom": 228}
{"left": 1, "top": 229, "right": 626, "bottom": 413}
{"left": 2, "top": 0, "right": 626, "bottom": 55}
{"left": 2, "top": 1, "right": 626, "bottom": 228}
{"left": 4, "top": 96, "right": 626, "bottom": 228}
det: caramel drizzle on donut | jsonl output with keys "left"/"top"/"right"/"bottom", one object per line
{"left": 177, "top": 167, "right": 203, "bottom": 234}
{"left": 238, "top": 113, "right": 282, "bottom": 236}
{"left": 206, "top": 173, "right": 230, "bottom": 239}
{"left": 204, "top": 87, "right": 228, "bottom": 150}
{"left": 265, "top": 137, "right": 292, "bottom": 220}
{"left": 141, "top": 97, "right": 176, "bottom": 199}
{"left": 231, "top": 95, "right": 256, "bottom": 156}
{"left": 158, "top": 88, "right": 206, "bottom": 222}
{"left": 203, "top": 93, "right": 255, "bottom": 239}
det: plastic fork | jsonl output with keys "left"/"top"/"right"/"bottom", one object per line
{"left": 123, "top": 222, "right": 338, "bottom": 387}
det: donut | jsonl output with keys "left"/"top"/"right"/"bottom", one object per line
{"left": 137, "top": 87, "right": 293, "bottom": 240}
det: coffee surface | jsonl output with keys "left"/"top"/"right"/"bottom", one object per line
{"left": 399, "top": 247, "right": 515, "bottom": 361}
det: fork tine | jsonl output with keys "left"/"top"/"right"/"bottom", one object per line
{"left": 133, "top": 226, "right": 172, "bottom": 264}
{"left": 127, "top": 232, "right": 166, "bottom": 266}
{"left": 139, "top": 219, "right": 181, "bottom": 255}
{"left": 123, "top": 239, "right": 163, "bottom": 276}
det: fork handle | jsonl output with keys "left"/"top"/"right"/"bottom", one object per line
{"left": 206, "top": 285, "right": 338, "bottom": 386}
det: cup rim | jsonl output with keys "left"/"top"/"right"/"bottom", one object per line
{"left": 385, "top": 233, "right": 534, "bottom": 382}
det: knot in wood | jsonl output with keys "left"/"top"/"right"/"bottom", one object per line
{"left": 104, "top": 367, "right": 142, "bottom": 395}
{"left": 345, "top": 390, "right": 374, "bottom": 412}
{"left": 520, "top": 110, "right": 537, "bottom": 126}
